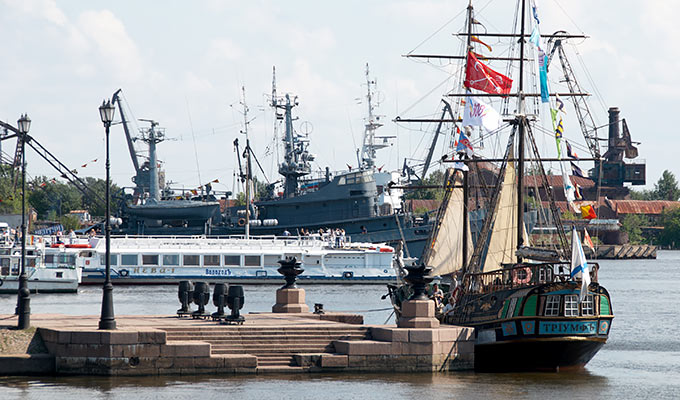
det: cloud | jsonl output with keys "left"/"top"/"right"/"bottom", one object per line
{"left": 76, "top": 10, "right": 143, "bottom": 82}
{"left": 3, "top": 0, "right": 67, "bottom": 26}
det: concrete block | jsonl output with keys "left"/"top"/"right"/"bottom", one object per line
{"left": 65, "top": 344, "right": 110, "bottom": 358}
{"left": 194, "top": 356, "right": 225, "bottom": 369}
{"left": 409, "top": 329, "right": 439, "bottom": 343}
{"left": 320, "top": 354, "right": 348, "bottom": 368}
{"left": 401, "top": 342, "right": 435, "bottom": 355}
{"left": 122, "top": 344, "right": 161, "bottom": 358}
{"left": 455, "top": 341, "right": 475, "bottom": 355}
{"left": 347, "top": 355, "right": 367, "bottom": 367}
{"left": 100, "top": 331, "right": 139, "bottom": 345}
{"left": 55, "top": 356, "right": 87, "bottom": 372}
{"left": 276, "top": 288, "right": 306, "bottom": 304}
{"left": 57, "top": 330, "right": 72, "bottom": 344}
{"left": 172, "top": 357, "right": 195, "bottom": 369}
{"left": 437, "top": 341, "right": 456, "bottom": 355}
{"left": 371, "top": 327, "right": 408, "bottom": 342}
{"left": 161, "top": 342, "right": 211, "bottom": 357}
{"left": 333, "top": 340, "right": 392, "bottom": 356}
{"left": 438, "top": 326, "right": 464, "bottom": 342}
{"left": 401, "top": 300, "right": 435, "bottom": 318}
{"left": 70, "top": 331, "right": 101, "bottom": 345}
{"left": 0, "top": 354, "right": 55, "bottom": 375}
{"left": 138, "top": 329, "right": 166, "bottom": 344}
{"left": 272, "top": 303, "right": 310, "bottom": 313}
{"left": 390, "top": 342, "right": 403, "bottom": 355}
{"left": 222, "top": 354, "right": 257, "bottom": 368}
{"left": 38, "top": 328, "right": 57, "bottom": 343}
{"left": 397, "top": 317, "right": 440, "bottom": 329}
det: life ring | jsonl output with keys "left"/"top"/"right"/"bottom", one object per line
{"left": 65, "top": 244, "right": 91, "bottom": 248}
{"left": 237, "top": 218, "right": 246, "bottom": 227}
{"left": 512, "top": 267, "right": 532, "bottom": 285}
{"left": 119, "top": 269, "right": 129, "bottom": 277}
{"left": 0, "top": 277, "right": 3, "bottom": 287}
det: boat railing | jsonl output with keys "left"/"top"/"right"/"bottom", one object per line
{"left": 463, "top": 262, "right": 600, "bottom": 294}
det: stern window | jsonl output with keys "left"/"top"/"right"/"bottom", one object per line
{"left": 581, "top": 295, "right": 595, "bottom": 316}
{"left": 544, "top": 295, "right": 561, "bottom": 316}
{"left": 564, "top": 295, "right": 579, "bottom": 317}
{"left": 183, "top": 255, "right": 200, "bottom": 266}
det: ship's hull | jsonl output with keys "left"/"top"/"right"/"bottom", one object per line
{"left": 0, "top": 267, "right": 80, "bottom": 293}
{"left": 474, "top": 336, "right": 606, "bottom": 372}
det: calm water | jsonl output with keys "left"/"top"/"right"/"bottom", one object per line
{"left": 1, "top": 251, "right": 679, "bottom": 399}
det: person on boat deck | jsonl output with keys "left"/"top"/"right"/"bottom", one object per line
{"left": 442, "top": 294, "right": 456, "bottom": 316}
{"left": 282, "top": 229, "right": 291, "bottom": 237}
{"left": 68, "top": 229, "right": 76, "bottom": 244}
{"left": 431, "top": 283, "right": 444, "bottom": 311}
{"left": 360, "top": 225, "right": 367, "bottom": 234}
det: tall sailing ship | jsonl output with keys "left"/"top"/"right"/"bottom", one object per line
{"left": 390, "top": 0, "right": 614, "bottom": 371}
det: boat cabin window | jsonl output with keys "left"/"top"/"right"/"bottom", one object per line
{"left": 564, "top": 295, "right": 579, "bottom": 317}
{"left": 121, "top": 254, "right": 138, "bottom": 266}
{"left": 0, "top": 248, "right": 10, "bottom": 256}
{"left": 27, "top": 257, "right": 37, "bottom": 268}
{"left": 244, "top": 255, "right": 260, "bottom": 267}
{"left": 45, "top": 254, "right": 55, "bottom": 264}
{"left": 264, "top": 255, "right": 283, "bottom": 266}
{"left": 100, "top": 254, "right": 118, "bottom": 266}
{"left": 581, "top": 295, "right": 595, "bottom": 316}
{"left": 183, "top": 255, "right": 200, "bottom": 266}
{"left": 1, "top": 265, "right": 8, "bottom": 276}
{"left": 163, "top": 255, "right": 180, "bottom": 266}
{"left": 544, "top": 295, "right": 561, "bottom": 316}
{"left": 142, "top": 255, "right": 159, "bottom": 265}
{"left": 224, "top": 255, "right": 240, "bottom": 266}
{"left": 204, "top": 255, "right": 220, "bottom": 266}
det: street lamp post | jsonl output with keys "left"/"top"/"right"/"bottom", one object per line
{"left": 16, "top": 113, "right": 31, "bottom": 330}
{"left": 98, "top": 99, "right": 116, "bottom": 330}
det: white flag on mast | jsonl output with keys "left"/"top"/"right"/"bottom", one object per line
{"left": 570, "top": 228, "right": 591, "bottom": 302}
{"left": 463, "top": 96, "right": 501, "bottom": 132}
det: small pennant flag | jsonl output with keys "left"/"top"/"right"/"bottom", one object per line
{"left": 212, "top": 179, "right": 220, "bottom": 183}
{"left": 566, "top": 140, "right": 578, "bottom": 159}
{"left": 80, "top": 159, "right": 98, "bottom": 168}
{"left": 456, "top": 130, "right": 474, "bottom": 157}
{"left": 555, "top": 94, "right": 566, "bottom": 114}
{"left": 471, "top": 36, "right": 493, "bottom": 52}
{"left": 571, "top": 161, "right": 584, "bottom": 178}
{"left": 555, "top": 118, "right": 564, "bottom": 139}
{"left": 583, "top": 228, "right": 595, "bottom": 252}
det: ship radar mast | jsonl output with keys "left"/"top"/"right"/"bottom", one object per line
{"left": 138, "top": 119, "right": 165, "bottom": 203}
{"left": 271, "top": 66, "right": 314, "bottom": 198}
{"left": 359, "top": 63, "right": 393, "bottom": 170}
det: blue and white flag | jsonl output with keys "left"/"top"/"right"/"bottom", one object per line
{"left": 570, "top": 228, "right": 591, "bottom": 302}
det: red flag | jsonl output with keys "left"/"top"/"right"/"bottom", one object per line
{"left": 464, "top": 52, "right": 513, "bottom": 95}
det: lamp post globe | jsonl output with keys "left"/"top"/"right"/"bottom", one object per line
{"left": 16, "top": 113, "right": 31, "bottom": 330}
{"left": 98, "top": 99, "right": 117, "bottom": 330}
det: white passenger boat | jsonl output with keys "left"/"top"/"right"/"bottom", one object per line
{"left": 0, "top": 232, "right": 81, "bottom": 294}
{"left": 74, "top": 235, "right": 398, "bottom": 284}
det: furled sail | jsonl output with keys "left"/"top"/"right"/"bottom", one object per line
{"left": 423, "top": 169, "right": 472, "bottom": 276}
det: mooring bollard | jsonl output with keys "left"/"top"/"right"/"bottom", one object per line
{"left": 212, "top": 283, "right": 227, "bottom": 320}
{"left": 177, "top": 280, "right": 193, "bottom": 317}
{"left": 192, "top": 281, "right": 211, "bottom": 319}
{"left": 224, "top": 285, "right": 245, "bottom": 325}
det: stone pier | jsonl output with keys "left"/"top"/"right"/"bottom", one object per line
{"left": 0, "top": 312, "right": 474, "bottom": 376}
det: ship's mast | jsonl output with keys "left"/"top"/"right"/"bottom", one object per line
{"left": 240, "top": 86, "right": 252, "bottom": 239}
{"left": 138, "top": 119, "right": 165, "bottom": 203}
{"left": 359, "top": 63, "right": 389, "bottom": 170}
{"left": 271, "top": 67, "right": 312, "bottom": 198}
{"left": 516, "top": 0, "right": 527, "bottom": 260}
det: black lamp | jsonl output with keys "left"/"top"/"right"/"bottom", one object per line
{"left": 16, "top": 113, "right": 31, "bottom": 330}
{"left": 98, "top": 99, "right": 116, "bottom": 330}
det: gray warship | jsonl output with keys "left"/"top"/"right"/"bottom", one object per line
{"left": 113, "top": 68, "right": 433, "bottom": 259}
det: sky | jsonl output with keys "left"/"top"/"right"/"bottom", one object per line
{"left": 0, "top": 0, "right": 675, "bottom": 196}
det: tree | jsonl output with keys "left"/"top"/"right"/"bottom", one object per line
{"left": 658, "top": 207, "right": 680, "bottom": 248}
{"left": 654, "top": 170, "right": 680, "bottom": 201}
{"left": 28, "top": 177, "right": 82, "bottom": 219}
{"left": 0, "top": 165, "right": 22, "bottom": 214}
{"left": 621, "top": 214, "right": 646, "bottom": 244}
{"left": 629, "top": 189, "right": 656, "bottom": 200}
{"left": 404, "top": 170, "right": 446, "bottom": 201}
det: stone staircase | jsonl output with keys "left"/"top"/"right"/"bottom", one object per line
{"left": 162, "top": 326, "right": 371, "bottom": 371}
